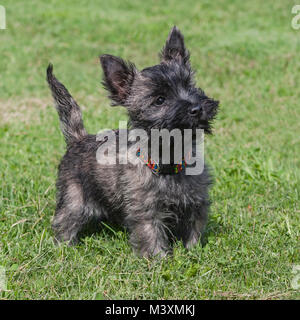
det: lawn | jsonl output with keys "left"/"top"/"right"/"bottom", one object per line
{"left": 0, "top": 0, "right": 299, "bottom": 299}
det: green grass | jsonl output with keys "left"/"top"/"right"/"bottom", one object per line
{"left": 1, "top": 0, "right": 300, "bottom": 299}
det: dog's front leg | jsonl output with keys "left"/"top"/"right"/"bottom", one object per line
{"left": 183, "top": 207, "right": 208, "bottom": 249}
{"left": 127, "top": 217, "right": 170, "bottom": 258}
{"left": 184, "top": 219, "right": 204, "bottom": 249}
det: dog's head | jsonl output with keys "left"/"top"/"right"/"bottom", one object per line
{"left": 100, "top": 26, "right": 219, "bottom": 133}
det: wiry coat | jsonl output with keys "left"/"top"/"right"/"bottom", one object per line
{"left": 47, "top": 27, "right": 219, "bottom": 257}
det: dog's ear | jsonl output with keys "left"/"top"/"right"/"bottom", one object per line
{"left": 160, "top": 26, "right": 190, "bottom": 66}
{"left": 100, "top": 54, "right": 136, "bottom": 106}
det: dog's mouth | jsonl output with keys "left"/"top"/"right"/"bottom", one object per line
{"left": 196, "top": 120, "right": 209, "bottom": 129}
{"left": 167, "top": 120, "right": 210, "bottom": 131}
{"left": 188, "top": 119, "right": 210, "bottom": 132}
{"left": 146, "top": 116, "right": 211, "bottom": 133}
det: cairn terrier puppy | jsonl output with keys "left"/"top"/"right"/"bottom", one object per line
{"left": 47, "top": 26, "right": 219, "bottom": 257}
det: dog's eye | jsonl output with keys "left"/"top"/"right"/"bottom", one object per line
{"left": 155, "top": 96, "right": 165, "bottom": 105}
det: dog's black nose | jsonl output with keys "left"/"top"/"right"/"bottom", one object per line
{"left": 189, "top": 105, "right": 202, "bottom": 116}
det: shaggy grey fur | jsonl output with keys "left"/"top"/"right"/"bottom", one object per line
{"left": 47, "top": 26, "right": 219, "bottom": 257}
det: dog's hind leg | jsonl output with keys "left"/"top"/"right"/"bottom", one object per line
{"left": 52, "top": 208, "right": 84, "bottom": 245}
{"left": 52, "top": 180, "right": 102, "bottom": 244}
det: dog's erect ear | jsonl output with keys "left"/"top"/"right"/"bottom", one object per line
{"left": 100, "top": 54, "right": 136, "bottom": 106}
{"left": 160, "top": 26, "right": 190, "bottom": 66}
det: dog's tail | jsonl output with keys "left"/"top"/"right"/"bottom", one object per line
{"left": 46, "top": 64, "right": 87, "bottom": 145}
